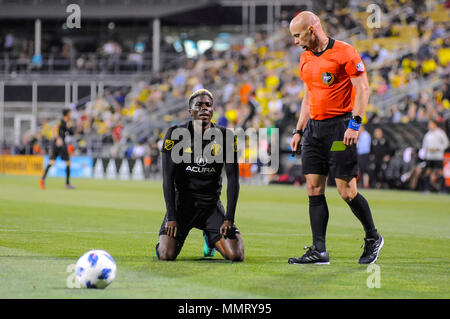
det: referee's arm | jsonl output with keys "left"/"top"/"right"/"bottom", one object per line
{"left": 291, "top": 84, "right": 310, "bottom": 152}
{"left": 344, "top": 73, "right": 370, "bottom": 146}
{"left": 350, "top": 72, "right": 370, "bottom": 120}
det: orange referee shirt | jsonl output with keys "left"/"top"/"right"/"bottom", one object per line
{"left": 299, "top": 38, "right": 366, "bottom": 120}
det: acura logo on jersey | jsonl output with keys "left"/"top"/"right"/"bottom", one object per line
{"left": 195, "top": 156, "right": 208, "bottom": 166}
{"left": 186, "top": 166, "right": 216, "bottom": 173}
{"left": 321, "top": 72, "right": 335, "bottom": 86}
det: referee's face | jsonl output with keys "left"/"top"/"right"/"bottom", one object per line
{"left": 291, "top": 26, "right": 316, "bottom": 52}
{"left": 190, "top": 95, "right": 214, "bottom": 127}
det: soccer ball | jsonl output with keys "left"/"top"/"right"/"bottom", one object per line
{"left": 75, "top": 249, "right": 117, "bottom": 289}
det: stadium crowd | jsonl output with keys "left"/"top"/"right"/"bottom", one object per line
{"left": 8, "top": 0, "right": 450, "bottom": 192}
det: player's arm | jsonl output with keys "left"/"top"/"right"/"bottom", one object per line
{"left": 161, "top": 128, "right": 178, "bottom": 238}
{"left": 290, "top": 83, "right": 310, "bottom": 152}
{"left": 222, "top": 135, "right": 240, "bottom": 237}
{"left": 53, "top": 123, "right": 64, "bottom": 146}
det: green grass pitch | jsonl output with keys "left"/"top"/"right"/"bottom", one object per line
{"left": 0, "top": 175, "right": 449, "bottom": 298}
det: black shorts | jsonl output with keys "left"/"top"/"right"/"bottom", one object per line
{"left": 425, "top": 160, "right": 443, "bottom": 169}
{"left": 159, "top": 197, "right": 239, "bottom": 247}
{"left": 301, "top": 113, "right": 358, "bottom": 178}
{"left": 50, "top": 143, "right": 70, "bottom": 161}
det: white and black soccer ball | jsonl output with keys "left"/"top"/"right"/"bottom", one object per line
{"left": 75, "top": 250, "right": 117, "bottom": 289}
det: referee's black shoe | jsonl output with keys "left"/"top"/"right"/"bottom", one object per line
{"left": 359, "top": 234, "right": 384, "bottom": 264}
{"left": 288, "top": 245, "right": 330, "bottom": 265}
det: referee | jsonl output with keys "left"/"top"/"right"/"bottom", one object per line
{"left": 288, "top": 11, "right": 383, "bottom": 264}
{"left": 155, "top": 89, "right": 244, "bottom": 262}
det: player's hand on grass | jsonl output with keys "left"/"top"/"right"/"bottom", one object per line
{"left": 165, "top": 220, "right": 177, "bottom": 238}
{"left": 220, "top": 220, "right": 234, "bottom": 238}
{"left": 343, "top": 128, "right": 359, "bottom": 146}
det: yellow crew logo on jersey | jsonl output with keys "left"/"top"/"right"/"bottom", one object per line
{"left": 321, "top": 72, "right": 335, "bottom": 86}
{"left": 164, "top": 139, "right": 174, "bottom": 151}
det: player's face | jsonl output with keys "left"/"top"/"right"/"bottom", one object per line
{"left": 190, "top": 95, "right": 214, "bottom": 126}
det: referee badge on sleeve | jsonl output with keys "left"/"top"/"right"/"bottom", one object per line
{"left": 164, "top": 139, "right": 174, "bottom": 151}
{"left": 356, "top": 61, "right": 365, "bottom": 72}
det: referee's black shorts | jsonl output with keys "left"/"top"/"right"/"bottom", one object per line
{"left": 50, "top": 143, "right": 70, "bottom": 161}
{"left": 301, "top": 112, "right": 358, "bottom": 178}
{"left": 159, "top": 195, "right": 239, "bottom": 247}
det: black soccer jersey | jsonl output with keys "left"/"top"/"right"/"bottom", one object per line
{"left": 161, "top": 120, "right": 239, "bottom": 222}
{"left": 55, "top": 119, "right": 74, "bottom": 144}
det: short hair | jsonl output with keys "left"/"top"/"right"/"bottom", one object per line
{"left": 188, "top": 89, "right": 214, "bottom": 109}
{"left": 62, "top": 108, "right": 71, "bottom": 117}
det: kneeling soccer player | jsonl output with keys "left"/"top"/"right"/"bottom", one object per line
{"left": 155, "top": 89, "right": 244, "bottom": 262}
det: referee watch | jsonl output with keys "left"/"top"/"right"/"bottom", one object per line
{"left": 352, "top": 115, "right": 362, "bottom": 124}
{"left": 348, "top": 115, "right": 362, "bottom": 131}
{"left": 292, "top": 129, "right": 303, "bottom": 136}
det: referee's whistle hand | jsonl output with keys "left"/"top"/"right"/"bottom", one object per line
{"left": 165, "top": 221, "right": 177, "bottom": 238}
{"left": 290, "top": 134, "right": 302, "bottom": 152}
{"left": 343, "top": 128, "right": 359, "bottom": 146}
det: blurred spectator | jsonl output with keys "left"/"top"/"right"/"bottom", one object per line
{"left": 422, "top": 119, "right": 449, "bottom": 192}
{"left": 357, "top": 126, "right": 371, "bottom": 189}
{"left": 149, "top": 141, "right": 161, "bottom": 174}
{"left": 370, "top": 128, "right": 393, "bottom": 188}
{"left": 4, "top": 32, "right": 14, "bottom": 53}
{"left": 131, "top": 138, "right": 150, "bottom": 159}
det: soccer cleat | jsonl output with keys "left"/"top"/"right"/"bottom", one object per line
{"left": 359, "top": 234, "right": 384, "bottom": 264}
{"left": 288, "top": 245, "right": 330, "bottom": 264}
{"left": 202, "top": 233, "right": 216, "bottom": 257}
{"left": 39, "top": 179, "right": 45, "bottom": 190}
{"left": 65, "top": 184, "right": 76, "bottom": 189}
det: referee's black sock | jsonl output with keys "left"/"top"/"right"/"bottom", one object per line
{"left": 309, "top": 194, "right": 329, "bottom": 252}
{"left": 42, "top": 164, "right": 51, "bottom": 180}
{"left": 347, "top": 193, "right": 378, "bottom": 239}
{"left": 66, "top": 166, "right": 71, "bottom": 185}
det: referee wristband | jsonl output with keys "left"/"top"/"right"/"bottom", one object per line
{"left": 348, "top": 118, "right": 361, "bottom": 131}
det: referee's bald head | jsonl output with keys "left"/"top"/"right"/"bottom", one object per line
{"left": 188, "top": 89, "right": 214, "bottom": 109}
{"left": 289, "top": 11, "right": 327, "bottom": 52}
{"left": 290, "top": 11, "right": 321, "bottom": 32}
